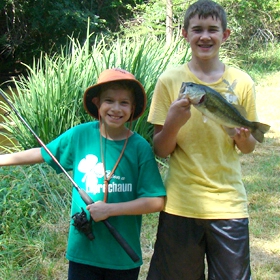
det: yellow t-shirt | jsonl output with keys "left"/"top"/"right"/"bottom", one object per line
{"left": 148, "top": 64, "right": 258, "bottom": 219}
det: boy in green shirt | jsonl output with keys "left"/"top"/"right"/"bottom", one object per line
{"left": 0, "top": 68, "right": 166, "bottom": 280}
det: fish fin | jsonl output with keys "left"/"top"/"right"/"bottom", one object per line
{"left": 232, "top": 104, "right": 247, "bottom": 118}
{"left": 251, "top": 122, "right": 271, "bottom": 143}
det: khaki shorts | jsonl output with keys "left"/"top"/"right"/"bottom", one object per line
{"left": 147, "top": 212, "right": 251, "bottom": 280}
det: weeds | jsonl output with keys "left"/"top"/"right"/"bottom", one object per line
{"left": 0, "top": 164, "right": 70, "bottom": 279}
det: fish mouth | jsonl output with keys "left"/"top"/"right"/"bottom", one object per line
{"left": 190, "top": 94, "right": 205, "bottom": 105}
{"left": 198, "top": 95, "right": 205, "bottom": 104}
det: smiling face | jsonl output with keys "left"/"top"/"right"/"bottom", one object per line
{"left": 182, "top": 14, "right": 230, "bottom": 61}
{"left": 98, "top": 84, "right": 134, "bottom": 131}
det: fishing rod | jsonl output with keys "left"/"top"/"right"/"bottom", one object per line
{"left": 0, "top": 89, "right": 140, "bottom": 263}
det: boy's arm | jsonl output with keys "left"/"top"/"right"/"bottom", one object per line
{"left": 153, "top": 98, "right": 191, "bottom": 158}
{"left": 0, "top": 147, "right": 44, "bottom": 166}
{"left": 86, "top": 196, "right": 165, "bottom": 222}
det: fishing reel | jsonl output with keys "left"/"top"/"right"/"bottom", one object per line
{"left": 72, "top": 208, "right": 95, "bottom": 240}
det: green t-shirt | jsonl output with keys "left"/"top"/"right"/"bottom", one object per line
{"left": 41, "top": 122, "right": 166, "bottom": 269}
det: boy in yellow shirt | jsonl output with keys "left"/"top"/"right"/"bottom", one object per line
{"left": 147, "top": 1, "right": 256, "bottom": 279}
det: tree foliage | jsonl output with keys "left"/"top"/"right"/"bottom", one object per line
{"left": 0, "top": 0, "right": 145, "bottom": 76}
{"left": 122, "top": 0, "right": 280, "bottom": 49}
{"left": 0, "top": 0, "right": 279, "bottom": 78}
{"left": 220, "top": 0, "right": 280, "bottom": 50}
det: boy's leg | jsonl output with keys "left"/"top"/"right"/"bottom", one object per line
{"left": 205, "top": 218, "right": 251, "bottom": 280}
{"left": 147, "top": 212, "right": 206, "bottom": 280}
{"left": 68, "top": 261, "right": 140, "bottom": 280}
{"left": 68, "top": 261, "right": 103, "bottom": 280}
{"left": 105, "top": 267, "right": 140, "bottom": 280}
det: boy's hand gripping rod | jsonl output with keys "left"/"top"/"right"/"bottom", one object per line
{"left": 0, "top": 90, "right": 140, "bottom": 263}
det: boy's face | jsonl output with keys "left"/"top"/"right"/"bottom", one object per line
{"left": 97, "top": 87, "right": 134, "bottom": 128}
{"left": 182, "top": 14, "right": 230, "bottom": 61}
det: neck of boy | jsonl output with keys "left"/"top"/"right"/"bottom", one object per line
{"left": 188, "top": 59, "right": 225, "bottom": 84}
{"left": 100, "top": 123, "right": 132, "bottom": 141}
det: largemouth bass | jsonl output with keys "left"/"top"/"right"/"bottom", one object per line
{"left": 179, "top": 82, "right": 270, "bottom": 143}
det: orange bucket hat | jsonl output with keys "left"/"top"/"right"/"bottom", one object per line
{"left": 83, "top": 68, "right": 147, "bottom": 120}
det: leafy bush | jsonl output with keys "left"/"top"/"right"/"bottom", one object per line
{"left": 219, "top": 0, "right": 280, "bottom": 50}
{"left": 0, "top": 0, "right": 147, "bottom": 75}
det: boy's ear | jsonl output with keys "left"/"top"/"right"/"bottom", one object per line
{"left": 92, "top": 97, "right": 100, "bottom": 108}
{"left": 182, "top": 28, "right": 188, "bottom": 41}
{"left": 222, "top": 29, "right": 231, "bottom": 42}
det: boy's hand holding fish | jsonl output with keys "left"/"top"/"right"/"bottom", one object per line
{"left": 223, "top": 126, "right": 238, "bottom": 137}
{"left": 167, "top": 96, "right": 192, "bottom": 130}
{"left": 223, "top": 126, "right": 251, "bottom": 141}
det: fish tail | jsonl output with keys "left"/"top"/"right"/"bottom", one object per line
{"left": 251, "top": 122, "right": 271, "bottom": 143}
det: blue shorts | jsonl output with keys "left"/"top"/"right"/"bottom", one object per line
{"left": 147, "top": 212, "right": 251, "bottom": 280}
{"left": 68, "top": 261, "right": 140, "bottom": 280}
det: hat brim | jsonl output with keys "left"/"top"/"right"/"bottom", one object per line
{"left": 83, "top": 79, "right": 146, "bottom": 121}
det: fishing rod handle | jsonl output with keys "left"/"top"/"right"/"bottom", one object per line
{"left": 78, "top": 188, "right": 140, "bottom": 262}
{"left": 78, "top": 188, "right": 96, "bottom": 205}
{"left": 103, "top": 220, "right": 140, "bottom": 262}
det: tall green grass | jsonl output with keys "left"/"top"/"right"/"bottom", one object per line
{"left": 0, "top": 164, "right": 71, "bottom": 279}
{"left": 238, "top": 42, "right": 280, "bottom": 81}
{"left": 0, "top": 34, "right": 191, "bottom": 151}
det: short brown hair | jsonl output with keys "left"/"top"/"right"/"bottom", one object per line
{"left": 183, "top": 0, "right": 227, "bottom": 31}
